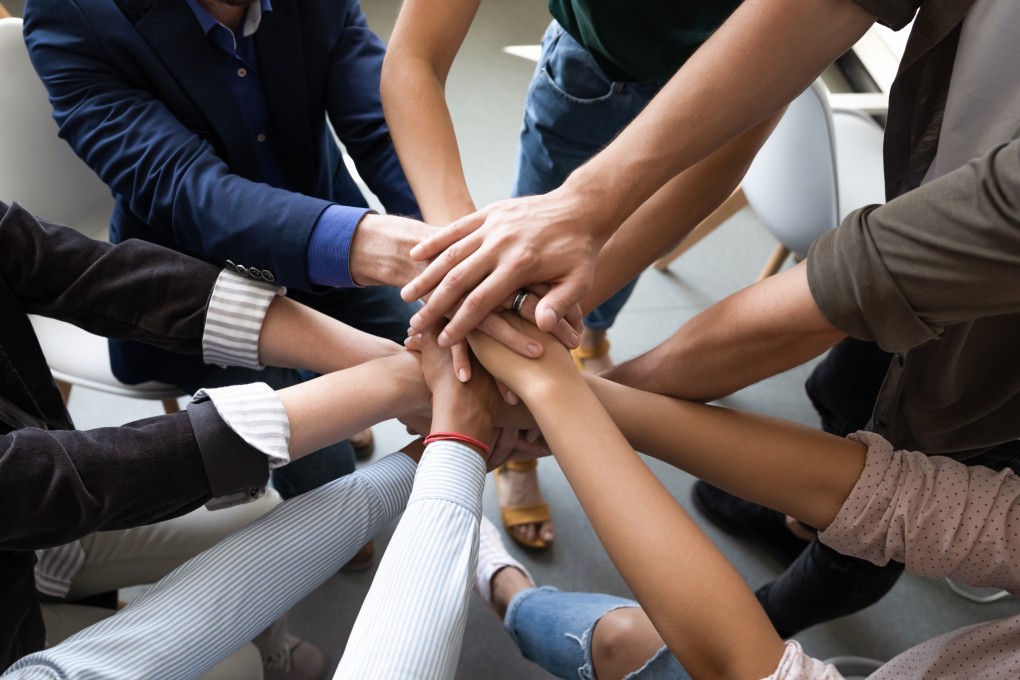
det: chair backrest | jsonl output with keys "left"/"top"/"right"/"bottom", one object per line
{"left": 0, "top": 17, "right": 114, "bottom": 239}
{"left": 741, "top": 80, "right": 839, "bottom": 259}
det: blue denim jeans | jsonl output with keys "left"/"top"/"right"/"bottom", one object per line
{"left": 504, "top": 587, "right": 689, "bottom": 680}
{"left": 183, "top": 285, "right": 418, "bottom": 500}
{"left": 513, "top": 22, "right": 666, "bottom": 331}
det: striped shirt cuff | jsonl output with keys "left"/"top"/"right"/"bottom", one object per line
{"left": 357, "top": 451, "right": 420, "bottom": 520}
{"left": 203, "top": 269, "right": 285, "bottom": 369}
{"left": 409, "top": 441, "right": 487, "bottom": 518}
{"left": 34, "top": 542, "right": 86, "bottom": 598}
{"left": 191, "top": 383, "right": 290, "bottom": 469}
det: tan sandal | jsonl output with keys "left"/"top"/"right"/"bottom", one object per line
{"left": 494, "top": 460, "right": 552, "bottom": 551}
{"left": 570, "top": 339, "right": 610, "bottom": 372}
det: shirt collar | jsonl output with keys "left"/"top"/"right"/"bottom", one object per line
{"left": 184, "top": 0, "right": 273, "bottom": 41}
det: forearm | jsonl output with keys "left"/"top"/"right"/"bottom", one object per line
{"left": 258, "top": 296, "right": 400, "bottom": 373}
{"left": 562, "top": 0, "right": 874, "bottom": 236}
{"left": 605, "top": 262, "right": 846, "bottom": 401}
{"left": 277, "top": 352, "right": 428, "bottom": 458}
{"left": 382, "top": 0, "right": 480, "bottom": 225}
{"left": 382, "top": 57, "right": 476, "bottom": 225}
{"left": 582, "top": 116, "right": 779, "bottom": 312}
{"left": 528, "top": 378, "right": 785, "bottom": 680}
{"left": 583, "top": 375, "right": 866, "bottom": 531}
{"left": 336, "top": 442, "right": 485, "bottom": 679}
{"left": 5, "top": 453, "right": 418, "bottom": 680}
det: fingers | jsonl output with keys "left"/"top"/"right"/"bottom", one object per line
{"left": 406, "top": 244, "right": 489, "bottom": 337}
{"left": 512, "top": 290, "right": 581, "bottom": 350}
{"left": 534, "top": 275, "right": 591, "bottom": 332}
{"left": 402, "top": 230, "right": 484, "bottom": 306}
{"left": 409, "top": 211, "right": 486, "bottom": 261}
{"left": 476, "top": 313, "right": 544, "bottom": 359}
{"left": 451, "top": 340, "right": 471, "bottom": 383}
{"left": 437, "top": 272, "right": 521, "bottom": 347}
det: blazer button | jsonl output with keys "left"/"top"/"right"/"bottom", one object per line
{"left": 262, "top": 270, "right": 275, "bottom": 283}
{"left": 226, "top": 259, "right": 236, "bottom": 270}
{"left": 249, "top": 268, "right": 263, "bottom": 280}
{"left": 235, "top": 264, "right": 248, "bottom": 276}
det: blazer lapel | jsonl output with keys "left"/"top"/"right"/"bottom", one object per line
{"left": 133, "top": 0, "right": 261, "bottom": 180}
{"left": 255, "top": 1, "right": 316, "bottom": 193}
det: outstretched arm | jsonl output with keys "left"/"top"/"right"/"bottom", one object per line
{"left": 468, "top": 322, "right": 795, "bottom": 680}
{"left": 337, "top": 332, "right": 500, "bottom": 679}
{"left": 401, "top": 0, "right": 876, "bottom": 343}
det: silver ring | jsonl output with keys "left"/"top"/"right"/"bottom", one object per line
{"left": 511, "top": 290, "right": 530, "bottom": 316}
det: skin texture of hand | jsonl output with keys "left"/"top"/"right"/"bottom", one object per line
{"left": 402, "top": 187, "right": 604, "bottom": 345}
{"left": 418, "top": 328, "right": 501, "bottom": 463}
{"left": 398, "top": 0, "right": 874, "bottom": 347}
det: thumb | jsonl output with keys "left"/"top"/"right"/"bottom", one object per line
{"left": 534, "top": 276, "right": 589, "bottom": 332}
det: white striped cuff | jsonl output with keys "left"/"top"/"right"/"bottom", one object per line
{"left": 410, "top": 441, "right": 487, "bottom": 518}
{"left": 191, "top": 383, "right": 291, "bottom": 469}
{"left": 34, "top": 541, "right": 86, "bottom": 598}
{"left": 202, "top": 269, "right": 284, "bottom": 369}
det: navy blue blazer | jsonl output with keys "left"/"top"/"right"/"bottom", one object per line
{"left": 24, "top": 0, "right": 419, "bottom": 384}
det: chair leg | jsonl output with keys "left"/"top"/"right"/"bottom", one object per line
{"left": 757, "top": 244, "right": 790, "bottom": 281}
{"left": 162, "top": 398, "right": 181, "bottom": 414}
{"left": 654, "top": 187, "right": 749, "bottom": 271}
{"left": 56, "top": 379, "right": 73, "bottom": 405}
{"left": 0, "top": 3, "right": 10, "bottom": 18}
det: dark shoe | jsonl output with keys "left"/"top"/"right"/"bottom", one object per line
{"left": 262, "top": 635, "right": 327, "bottom": 680}
{"left": 350, "top": 428, "right": 375, "bottom": 461}
{"left": 340, "top": 539, "right": 375, "bottom": 572}
{"left": 692, "top": 481, "right": 810, "bottom": 567}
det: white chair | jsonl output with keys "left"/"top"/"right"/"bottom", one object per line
{"left": 742, "top": 79, "right": 886, "bottom": 280}
{"left": 0, "top": 17, "right": 184, "bottom": 413}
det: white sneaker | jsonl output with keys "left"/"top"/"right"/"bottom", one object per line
{"left": 475, "top": 515, "right": 534, "bottom": 604}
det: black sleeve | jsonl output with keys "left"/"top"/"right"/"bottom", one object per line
{"left": 0, "top": 201, "right": 221, "bottom": 353}
{"left": 0, "top": 400, "right": 269, "bottom": 550}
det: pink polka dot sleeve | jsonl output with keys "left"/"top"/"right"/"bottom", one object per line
{"left": 819, "top": 430, "right": 1020, "bottom": 592}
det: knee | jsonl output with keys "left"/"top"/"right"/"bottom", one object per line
{"left": 591, "top": 608, "right": 663, "bottom": 680}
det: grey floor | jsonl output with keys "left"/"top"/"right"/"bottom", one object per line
{"left": 34, "top": 0, "right": 1020, "bottom": 677}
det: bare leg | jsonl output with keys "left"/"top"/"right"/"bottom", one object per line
{"left": 591, "top": 608, "right": 667, "bottom": 680}
{"left": 497, "top": 465, "right": 556, "bottom": 546}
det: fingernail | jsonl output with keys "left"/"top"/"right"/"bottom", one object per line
{"left": 409, "top": 314, "right": 423, "bottom": 329}
{"left": 526, "top": 343, "right": 541, "bottom": 357}
{"left": 400, "top": 284, "right": 415, "bottom": 300}
{"left": 402, "top": 336, "right": 412, "bottom": 346}
{"left": 569, "top": 331, "right": 580, "bottom": 347}
{"left": 438, "top": 331, "right": 451, "bottom": 347}
{"left": 458, "top": 369, "right": 468, "bottom": 382}
{"left": 406, "top": 326, "right": 415, "bottom": 336}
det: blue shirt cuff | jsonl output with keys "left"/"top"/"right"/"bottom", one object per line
{"left": 307, "top": 205, "right": 372, "bottom": 287}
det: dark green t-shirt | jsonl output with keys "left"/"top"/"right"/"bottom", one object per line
{"left": 547, "top": 0, "right": 743, "bottom": 82}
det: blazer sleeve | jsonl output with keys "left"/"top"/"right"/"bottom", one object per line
{"left": 0, "top": 401, "right": 270, "bottom": 551}
{"left": 0, "top": 202, "right": 219, "bottom": 352}
{"left": 324, "top": 0, "right": 421, "bottom": 218}
{"left": 23, "top": 0, "right": 332, "bottom": 290}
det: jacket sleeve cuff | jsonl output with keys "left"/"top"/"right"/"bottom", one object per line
{"left": 307, "top": 205, "right": 372, "bottom": 288}
{"left": 186, "top": 397, "right": 271, "bottom": 507}
{"left": 203, "top": 269, "right": 285, "bottom": 369}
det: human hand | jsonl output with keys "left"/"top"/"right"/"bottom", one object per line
{"left": 417, "top": 326, "right": 502, "bottom": 463}
{"left": 467, "top": 312, "right": 580, "bottom": 400}
{"left": 400, "top": 187, "right": 604, "bottom": 346}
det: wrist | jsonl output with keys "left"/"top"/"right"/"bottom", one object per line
{"left": 349, "top": 214, "right": 432, "bottom": 287}
{"left": 430, "top": 394, "right": 492, "bottom": 446}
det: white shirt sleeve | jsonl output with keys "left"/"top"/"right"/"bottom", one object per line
{"left": 336, "top": 440, "right": 487, "bottom": 680}
{"left": 202, "top": 268, "right": 285, "bottom": 369}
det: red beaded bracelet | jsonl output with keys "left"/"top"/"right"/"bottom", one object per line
{"left": 423, "top": 431, "right": 491, "bottom": 455}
